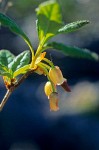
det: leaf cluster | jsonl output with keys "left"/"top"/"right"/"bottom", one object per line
{"left": 0, "top": 1, "right": 98, "bottom": 80}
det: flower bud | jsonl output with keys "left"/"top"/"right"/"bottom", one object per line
{"left": 48, "top": 92, "right": 59, "bottom": 111}
{"left": 35, "top": 52, "right": 46, "bottom": 65}
{"left": 35, "top": 67, "right": 44, "bottom": 75}
{"left": 3, "top": 76, "right": 11, "bottom": 89}
{"left": 49, "top": 66, "right": 65, "bottom": 85}
{"left": 44, "top": 81, "right": 54, "bottom": 96}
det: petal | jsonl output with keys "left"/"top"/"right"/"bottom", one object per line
{"left": 48, "top": 92, "right": 59, "bottom": 111}
{"left": 61, "top": 80, "right": 71, "bottom": 92}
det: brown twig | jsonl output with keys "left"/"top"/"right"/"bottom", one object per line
{"left": 0, "top": 69, "right": 34, "bottom": 111}
{"left": 0, "top": 89, "right": 13, "bottom": 111}
{"left": 14, "top": 70, "right": 34, "bottom": 88}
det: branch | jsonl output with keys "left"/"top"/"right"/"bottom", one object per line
{"left": 0, "top": 89, "right": 12, "bottom": 111}
{"left": 14, "top": 69, "right": 34, "bottom": 88}
{"left": 0, "top": 69, "right": 34, "bottom": 111}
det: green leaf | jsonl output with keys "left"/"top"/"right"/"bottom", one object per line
{"left": 36, "top": 0, "right": 63, "bottom": 43}
{"left": 0, "top": 13, "right": 34, "bottom": 53}
{"left": 36, "top": 1, "right": 89, "bottom": 46}
{"left": 8, "top": 50, "right": 31, "bottom": 73}
{"left": 47, "top": 42, "right": 99, "bottom": 61}
{"left": 0, "top": 50, "right": 31, "bottom": 78}
{"left": 13, "top": 64, "right": 30, "bottom": 78}
{"left": 0, "top": 50, "right": 15, "bottom": 67}
{"left": 57, "top": 20, "right": 90, "bottom": 34}
{"left": 0, "top": 64, "right": 11, "bottom": 77}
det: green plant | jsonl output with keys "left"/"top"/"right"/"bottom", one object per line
{"left": 0, "top": 0, "right": 98, "bottom": 111}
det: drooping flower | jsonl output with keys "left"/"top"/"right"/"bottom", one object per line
{"left": 44, "top": 81, "right": 59, "bottom": 111}
{"left": 48, "top": 92, "right": 59, "bottom": 111}
{"left": 49, "top": 66, "right": 65, "bottom": 85}
{"left": 49, "top": 66, "right": 71, "bottom": 92}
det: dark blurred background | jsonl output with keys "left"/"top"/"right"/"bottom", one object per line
{"left": 0, "top": 0, "right": 99, "bottom": 150}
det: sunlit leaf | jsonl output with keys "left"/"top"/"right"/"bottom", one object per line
{"left": 36, "top": 0, "right": 63, "bottom": 43}
{"left": 36, "top": 1, "right": 89, "bottom": 46}
{"left": 57, "top": 20, "right": 89, "bottom": 34}
{"left": 0, "top": 50, "right": 15, "bottom": 67}
{"left": 47, "top": 42, "right": 99, "bottom": 61}
{"left": 8, "top": 50, "right": 31, "bottom": 72}
{"left": 0, "top": 13, "right": 34, "bottom": 53}
{"left": 13, "top": 64, "right": 30, "bottom": 78}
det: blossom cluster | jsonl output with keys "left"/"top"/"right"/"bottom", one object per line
{"left": 32, "top": 52, "right": 71, "bottom": 111}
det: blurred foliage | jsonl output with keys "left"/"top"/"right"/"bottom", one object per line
{"left": 8, "top": 0, "right": 43, "bottom": 17}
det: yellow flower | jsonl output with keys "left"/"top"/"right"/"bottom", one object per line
{"left": 48, "top": 92, "right": 59, "bottom": 111}
{"left": 31, "top": 51, "right": 71, "bottom": 112}
{"left": 49, "top": 66, "right": 71, "bottom": 92}
{"left": 49, "top": 66, "right": 65, "bottom": 85}
{"left": 44, "top": 82, "right": 59, "bottom": 111}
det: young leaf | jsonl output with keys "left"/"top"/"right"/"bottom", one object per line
{"left": 0, "top": 50, "right": 15, "bottom": 67}
{"left": 13, "top": 64, "right": 30, "bottom": 78}
{"left": 36, "top": 0, "right": 63, "bottom": 44}
{"left": 0, "top": 13, "right": 34, "bottom": 54}
{"left": 8, "top": 50, "right": 31, "bottom": 72}
{"left": 0, "top": 64, "right": 11, "bottom": 77}
{"left": 57, "top": 20, "right": 90, "bottom": 34}
{"left": 47, "top": 42, "right": 99, "bottom": 61}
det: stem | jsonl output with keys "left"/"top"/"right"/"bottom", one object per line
{"left": 32, "top": 37, "right": 46, "bottom": 66}
{"left": 14, "top": 69, "right": 34, "bottom": 88}
{"left": 26, "top": 40, "right": 34, "bottom": 58}
{"left": 0, "top": 69, "right": 34, "bottom": 111}
{"left": 36, "top": 37, "right": 46, "bottom": 55}
{"left": 43, "top": 58, "right": 54, "bottom": 68}
{"left": 38, "top": 62, "right": 51, "bottom": 70}
{"left": 37, "top": 63, "right": 56, "bottom": 92}
{"left": 0, "top": 89, "right": 12, "bottom": 111}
